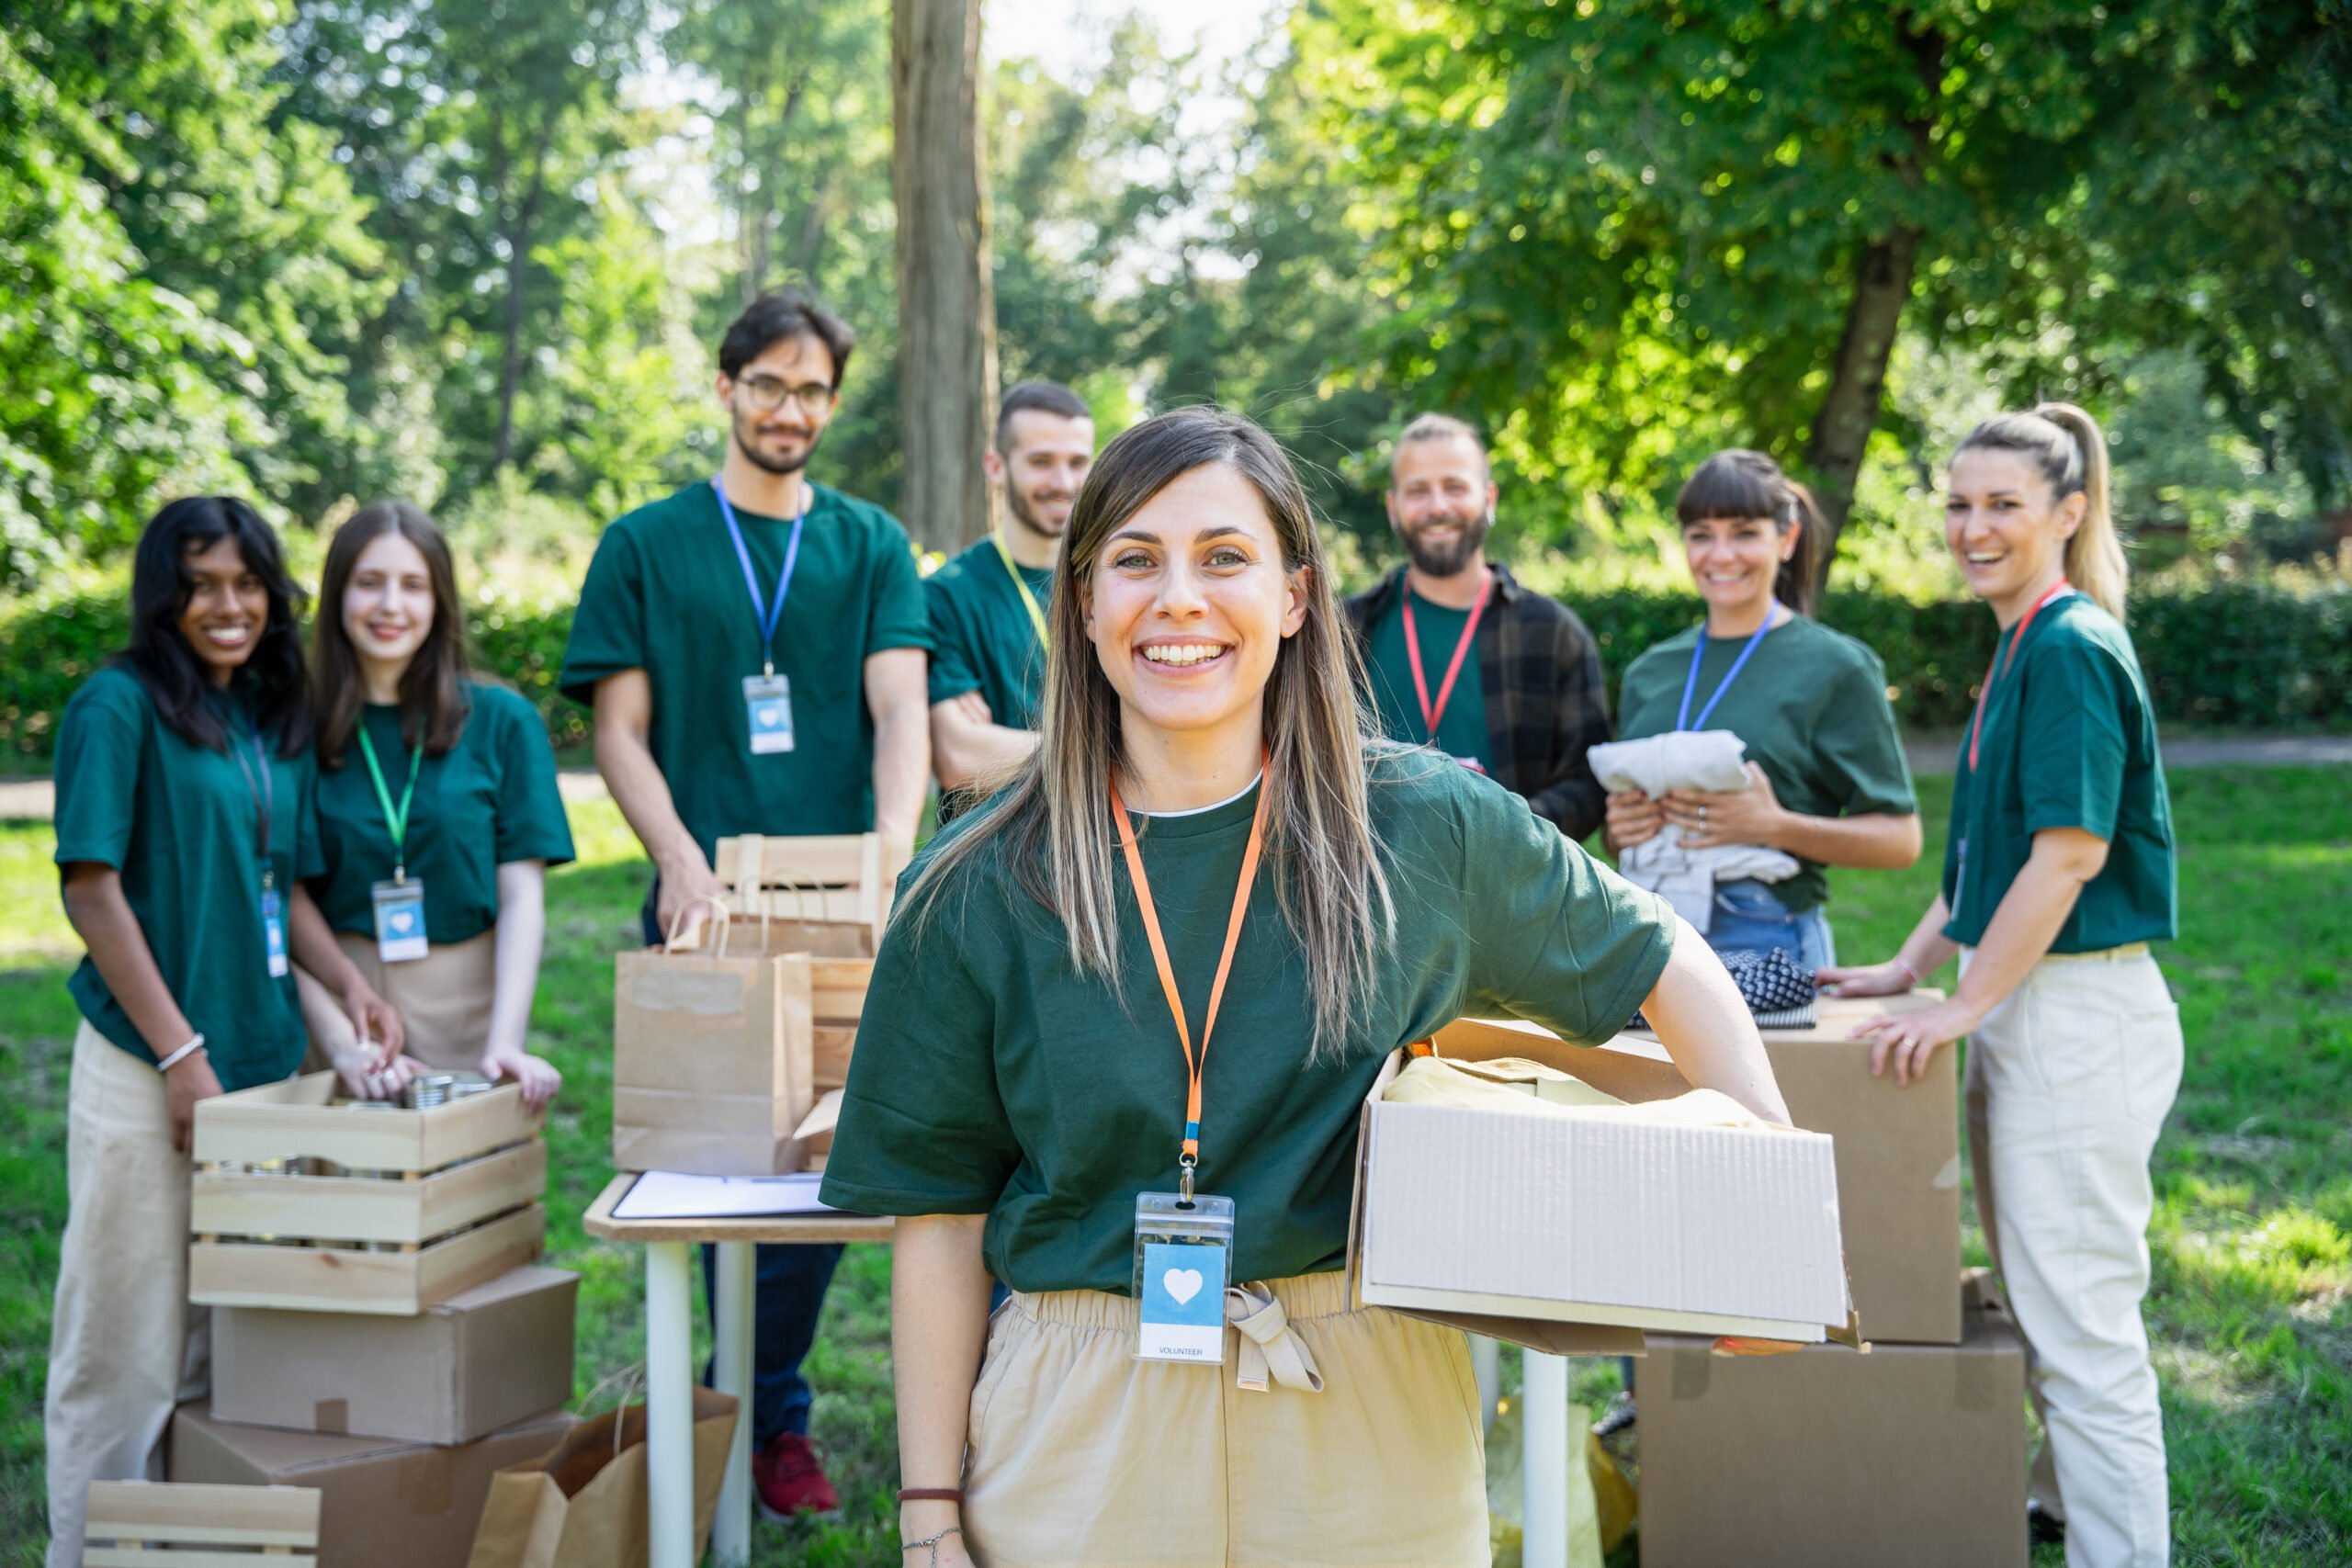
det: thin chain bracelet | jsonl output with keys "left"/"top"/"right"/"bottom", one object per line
{"left": 903, "top": 1525, "right": 962, "bottom": 1566}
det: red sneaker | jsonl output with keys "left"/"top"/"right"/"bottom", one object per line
{"left": 752, "top": 1431, "right": 840, "bottom": 1519}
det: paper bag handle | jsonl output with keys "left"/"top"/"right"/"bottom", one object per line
{"left": 662, "top": 897, "right": 736, "bottom": 955}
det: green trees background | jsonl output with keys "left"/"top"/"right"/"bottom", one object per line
{"left": 4, "top": 0, "right": 2346, "bottom": 594}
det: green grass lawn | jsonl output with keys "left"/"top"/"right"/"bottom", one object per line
{"left": 5, "top": 768, "right": 2348, "bottom": 1565}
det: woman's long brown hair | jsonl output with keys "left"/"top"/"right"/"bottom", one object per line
{"left": 311, "top": 501, "right": 473, "bottom": 769}
{"left": 899, "top": 408, "right": 1398, "bottom": 1056}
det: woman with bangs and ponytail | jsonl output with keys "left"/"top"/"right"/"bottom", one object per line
{"left": 821, "top": 408, "right": 1792, "bottom": 1567}
{"left": 1608, "top": 450, "right": 1922, "bottom": 969}
{"left": 1824, "top": 404, "right": 2179, "bottom": 1568}
{"left": 301, "top": 501, "right": 574, "bottom": 1109}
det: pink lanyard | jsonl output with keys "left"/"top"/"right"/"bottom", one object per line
{"left": 1966, "top": 580, "right": 2071, "bottom": 771}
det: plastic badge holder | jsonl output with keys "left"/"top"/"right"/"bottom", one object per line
{"left": 1133, "top": 1191, "right": 1234, "bottom": 1364}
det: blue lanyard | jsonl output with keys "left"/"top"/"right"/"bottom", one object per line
{"left": 226, "top": 714, "right": 277, "bottom": 883}
{"left": 712, "top": 476, "right": 810, "bottom": 678}
{"left": 1677, "top": 602, "right": 1781, "bottom": 731}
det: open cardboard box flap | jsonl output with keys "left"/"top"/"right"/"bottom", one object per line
{"left": 1345, "top": 1016, "right": 1854, "bottom": 1357}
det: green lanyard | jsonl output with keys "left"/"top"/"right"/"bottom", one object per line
{"left": 991, "top": 529, "right": 1050, "bottom": 648}
{"left": 356, "top": 722, "right": 424, "bottom": 883}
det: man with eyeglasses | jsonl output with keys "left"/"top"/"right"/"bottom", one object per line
{"left": 560, "top": 288, "right": 931, "bottom": 1518}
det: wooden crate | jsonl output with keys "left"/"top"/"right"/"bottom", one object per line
{"left": 189, "top": 1202, "right": 547, "bottom": 1315}
{"left": 82, "top": 1479, "right": 319, "bottom": 1565}
{"left": 188, "top": 1072, "right": 546, "bottom": 1314}
{"left": 809, "top": 956, "right": 872, "bottom": 1095}
{"left": 191, "top": 1072, "right": 543, "bottom": 1172}
{"left": 713, "top": 831, "right": 911, "bottom": 951}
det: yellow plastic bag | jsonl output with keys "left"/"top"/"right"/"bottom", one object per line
{"left": 1486, "top": 1398, "right": 1608, "bottom": 1568}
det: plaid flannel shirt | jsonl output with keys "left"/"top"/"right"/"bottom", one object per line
{"left": 1344, "top": 562, "right": 1611, "bottom": 841}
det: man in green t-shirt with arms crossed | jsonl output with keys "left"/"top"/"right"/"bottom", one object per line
{"left": 560, "top": 288, "right": 931, "bottom": 1518}
{"left": 925, "top": 379, "right": 1094, "bottom": 808}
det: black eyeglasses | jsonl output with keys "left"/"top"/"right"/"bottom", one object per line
{"left": 733, "top": 374, "right": 835, "bottom": 414}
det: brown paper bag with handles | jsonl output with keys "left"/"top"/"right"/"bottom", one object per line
{"left": 465, "top": 1388, "right": 736, "bottom": 1568}
{"left": 612, "top": 897, "right": 817, "bottom": 1175}
{"left": 713, "top": 831, "right": 910, "bottom": 957}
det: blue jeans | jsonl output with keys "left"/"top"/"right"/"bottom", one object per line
{"left": 645, "top": 881, "right": 841, "bottom": 1444}
{"left": 699, "top": 1241, "right": 842, "bottom": 1443}
{"left": 1704, "top": 879, "right": 1837, "bottom": 969}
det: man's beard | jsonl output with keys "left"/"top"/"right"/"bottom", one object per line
{"left": 734, "top": 410, "right": 821, "bottom": 477}
{"left": 1005, "top": 477, "right": 1074, "bottom": 539}
{"left": 1400, "top": 508, "right": 1492, "bottom": 577}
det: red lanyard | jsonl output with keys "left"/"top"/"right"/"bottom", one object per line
{"left": 1109, "top": 763, "right": 1268, "bottom": 1194}
{"left": 1400, "top": 570, "right": 1492, "bottom": 740}
{"left": 1967, "top": 579, "right": 2071, "bottom": 771}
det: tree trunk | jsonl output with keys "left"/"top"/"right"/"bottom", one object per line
{"left": 1804, "top": 226, "right": 1922, "bottom": 588}
{"left": 492, "top": 144, "right": 551, "bottom": 476}
{"left": 892, "top": 0, "right": 999, "bottom": 551}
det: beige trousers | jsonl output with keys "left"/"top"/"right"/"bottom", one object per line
{"left": 44, "top": 1022, "right": 212, "bottom": 1568}
{"left": 295, "top": 927, "right": 498, "bottom": 1073}
{"left": 962, "top": 1270, "right": 1489, "bottom": 1568}
{"left": 1966, "top": 945, "right": 2183, "bottom": 1568}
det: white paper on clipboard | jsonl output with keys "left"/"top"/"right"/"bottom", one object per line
{"left": 613, "top": 1169, "right": 842, "bottom": 1221}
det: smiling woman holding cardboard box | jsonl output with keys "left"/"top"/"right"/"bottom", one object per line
{"left": 1825, "top": 404, "right": 2180, "bottom": 1568}
{"left": 298, "top": 502, "right": 574, "bottom": 1109}
{"left": 820, "top": 409, "right": 1792, "bottom": 1568}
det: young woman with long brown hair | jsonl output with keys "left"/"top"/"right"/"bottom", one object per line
{"left": 821, "top": 410, "right": 1793, "bottom": 1567}
{"left": 300, "top": 501, "right": 573, "bottom": 1106}
{"left": 1823, "top": 405, "right": 2178, "bottom": 1567}
{"left": 47, "top": 498, "right": 404, "bottom": 1568}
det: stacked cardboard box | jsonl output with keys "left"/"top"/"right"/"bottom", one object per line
{"left": 176, "top": 1080, "right": 578, "bottom": 1568}
{"left": 1623, "top": 995, "right": 2027, "bottom": 1565}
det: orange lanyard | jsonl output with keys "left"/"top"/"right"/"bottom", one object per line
{"left": 1966, "top": 579, "right": 2071, "bottom": 772}
{"left": 1400, "top": 570, "right": 1492, "bottom": 740}
{"left": 1109, "top": 764, "right": 1268, "bottom": 1200}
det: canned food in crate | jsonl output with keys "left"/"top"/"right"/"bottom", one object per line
{"left": 405, "top": 1074, "right": 459, "bottom": 1111}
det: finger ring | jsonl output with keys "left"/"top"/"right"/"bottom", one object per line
{"left": 1699, "top": 806, "right": 1709, "bottom": 827}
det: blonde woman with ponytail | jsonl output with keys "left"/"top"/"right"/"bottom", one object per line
{"left": 1822, "top": 404, "right": 2179, "bottom": 1568}
{"left": 821, "top": 409, "right": 1791, "bottom": 1567}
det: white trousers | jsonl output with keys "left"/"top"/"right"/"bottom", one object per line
{"left": 1965, "top": 946, "right": 2182, "bottom": 1568}
{"left": 44, "top": 1021, "right": 211, "bottom": 1568}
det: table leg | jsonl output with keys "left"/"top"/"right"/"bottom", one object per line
{"left": 1469, "top": 1334, "right": 1500, "bottom": 1432}
{"left": 647, "top": 1240, "right": 695, "bottom": 1568}
{"left": 711, "top": 1240, "right": 757, "bottom": 1566}
{"left": 1522, "top": 1348, "right": 1569, "bottom": 1568}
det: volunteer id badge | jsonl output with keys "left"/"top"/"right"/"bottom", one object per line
{"left": 1133, "top": 1191, "right": 1233, "bottom": 1363}
{"left": 743, "top": 674, "right": 794, "bottom": 754}
{"left": 260, "top": 887, "right": 289, "bottom": 978}
{"left": 372, "top": 878, "right": 428, "bottom": 963}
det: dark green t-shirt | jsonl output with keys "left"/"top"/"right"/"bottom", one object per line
{"left": 1363, "top": 586, "right": 1492, "bottom": 772}
{"left": 53, "top": 666, "right": 322, "bottom": 1090}
{"left": 1618, "top": 615, "right": 1917, "bottom": 913}
{"left": 311, "top": 682, "right": 576, "bottom": 943}
{"left": 924, "top": 536, "right": 1052, "bottom": 727}
{"left": 1940, "top": 595, "right": 2176, "bottom": 952}
{"left": 820, "top": 751, "right": 1676, "bottom": 1293}
{"left": 560, "top": 480, "right": 933, "bottom": 857}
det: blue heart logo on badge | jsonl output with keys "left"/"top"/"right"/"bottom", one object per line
{"left": 1163, "top": 1267, "right": 1203, "bottom": 1306}
{"left": 757, "top": 706, "right": 781, "bottom": 728}
{"left": 390, "top": 910, "right": 414, "bottom": 934}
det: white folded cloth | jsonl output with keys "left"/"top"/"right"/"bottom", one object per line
{"left": 1588, "top": 730, "right": 1800, "bottom": 932}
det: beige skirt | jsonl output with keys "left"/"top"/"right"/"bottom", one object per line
{"left": 962, "top": 1269, "right": 1489, "bottom": 1567}
{"left": 294, "top": 927, "right": 498, "bottom": 1075}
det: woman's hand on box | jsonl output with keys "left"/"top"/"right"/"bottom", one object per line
{"left": 1850, "top": 998, "right": 1981, "bottom": 1089}
{"left": 487, "top": 1050, "right": 562, "bottom": 1111}
{"left": 164, "top": 1049, "right": 224, "bottom": 1155}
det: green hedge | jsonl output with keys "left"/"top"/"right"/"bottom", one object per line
{"left": 4, "top": 581, "right": 2346, "bottom": 764}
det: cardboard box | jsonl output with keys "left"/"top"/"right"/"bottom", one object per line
{"left": 1626, "top": 990, "right": 1962, "bottom": 1344}
{"left": 1635, "top": 1273, "right": 2026, "bottom": 1568}
{"left": 212, "top": 1266, "right": 579, "bottom": 1445}
{"left": 169, "top": 1402, "right": 577, "bottom": 1568}
{"left": 1346, "top": 1019, "right": 1852, "bottom": 1353}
